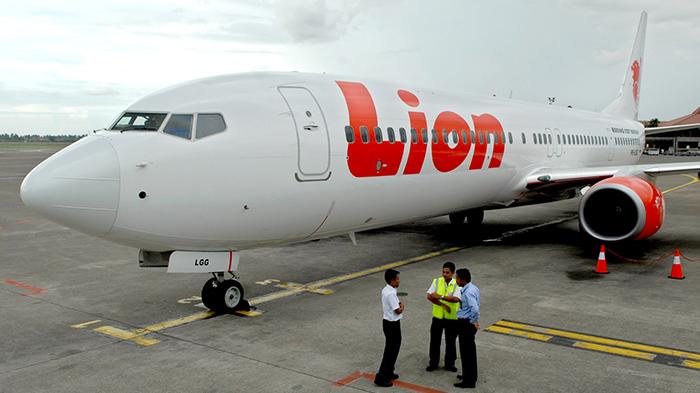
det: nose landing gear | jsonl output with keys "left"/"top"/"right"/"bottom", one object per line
{"left": 201, "top": 273, "right": 250, "bottom": 313}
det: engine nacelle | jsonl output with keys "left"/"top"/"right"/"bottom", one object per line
{"left": 579, "top": 176, "right": 665, "bottom": 242}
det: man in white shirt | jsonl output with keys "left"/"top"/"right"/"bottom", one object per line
{"left": 375, "top": 269, "right": 404, "bottom": 388}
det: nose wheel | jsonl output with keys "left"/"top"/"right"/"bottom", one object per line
{"left": 201, "top": 274, "right": 249, "bottom": 313}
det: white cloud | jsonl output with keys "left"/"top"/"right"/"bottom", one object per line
{"left": 1, "top": 1, "right": 698, "bottom": 132}
{"left": 273, "top": 0, "right": 377, "bottom": 42}
{"left": 592, "top": 48, "right": 628, "bottom": 66}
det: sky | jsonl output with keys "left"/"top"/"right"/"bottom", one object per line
{"left": 2, "top": 0, "right": 699, "bottom": 134}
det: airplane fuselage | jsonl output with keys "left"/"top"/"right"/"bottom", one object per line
{"left": 22, "top": 72, "right": 645, "bottom": 252}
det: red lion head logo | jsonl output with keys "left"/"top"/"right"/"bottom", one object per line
{"left": 631, "top": 60, "right": 640, "bottom": 104}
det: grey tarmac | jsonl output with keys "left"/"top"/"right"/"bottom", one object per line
{"left": 1, "top": 145, "right": 699, "bottom": 393}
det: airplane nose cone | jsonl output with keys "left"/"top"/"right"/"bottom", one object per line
{"left": 20, "top": 136, "right": 120, "bottom": 236}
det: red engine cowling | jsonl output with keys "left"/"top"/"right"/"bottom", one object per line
{"left": 579, "top": 176, "right": 665, "bottom": 241}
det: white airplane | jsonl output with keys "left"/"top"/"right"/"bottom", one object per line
{"left": 20, "top": 12, "right": 700, "bottom": 312}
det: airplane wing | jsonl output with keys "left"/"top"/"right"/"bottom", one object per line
{"left": 510, "top": 162, "right": 700, "bottom": 207}
{"left": 645, "top": 123, "right": 700, "bottom": 135}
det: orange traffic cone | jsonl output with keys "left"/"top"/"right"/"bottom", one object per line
{"left": 668, "top": 248, "right": 685, "bottom": 280}
{"left": 595, "top": 245, "right": 609, "bottom": 274}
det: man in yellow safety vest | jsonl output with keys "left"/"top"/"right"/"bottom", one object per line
{"left": 425, "top": 261, "right": 461, "bottom": 372}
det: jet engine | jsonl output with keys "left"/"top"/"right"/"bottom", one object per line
{"left": 579, "top": 176, "right": 664, "bottom": 242}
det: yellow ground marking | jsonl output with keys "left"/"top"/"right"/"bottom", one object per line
{"left": 572, "top": 341, "right": 656, "bottom": 361}
{"left": 135, "top": 311, "right": 216, "bottom": 333}
{"left": 94, "top": 326, "right": 160, "bottom": 347}
{"left": 485, "top": 325, "right": 553, "bottom": 342}
{"left": 248, "top": 246, "right": 464, "bottom": 307}
{"left": 662, "top": 174, "right": 699, "bottom": 194}
{"left": 177, "top": 296, "right": 202, "bottom": 304}
{"left": 70, "top": 320, "right": 102, "bottom": 329}
{"left": 88, "top": 311, "right": 216, "bottom": 347}
{"left": 235, "top": 310, "right": 263, "bottom": 317}
{"left": 682, "top": 359, "right": 700, "bottom": 370}
{"left": 494, "top": 320, "right": 700, "bottom": 361}
{"left": 255, "top": 278, "right": 334, "bottom": 295}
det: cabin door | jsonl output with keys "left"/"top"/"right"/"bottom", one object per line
{"left": 278, "top": 86, "right": 331, "bottom": 181}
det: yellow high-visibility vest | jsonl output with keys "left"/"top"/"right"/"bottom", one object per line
{"left": 431, "top": 277, "right": 458, "bottom": 320}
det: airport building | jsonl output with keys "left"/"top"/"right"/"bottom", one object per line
{"left": 644, "top": 107, "right": 700, "bottom": 154}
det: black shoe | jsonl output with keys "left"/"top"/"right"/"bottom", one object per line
{"left": 454, "top": 381, "right": 476, "bottom": 388}
{"left": 425, "top": 364, "right": 438, "bottom": 372}
{"left": 389, "top": 373, "right": 399, "bottom": 380}
{"left": 374, "top": 379, "right": 393, "bottom": 387}
{"left": 444, "top": 366, "right": 458, "bottom": 372}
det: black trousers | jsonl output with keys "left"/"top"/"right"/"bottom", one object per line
{"left": 377, "top": 319, "right": 402, "bottom": 380}
{"left": 457, "top": 319, "right": 478, "bottom": 384}
{"left": 429, "top": 317, "right": 457, "bottom": 367}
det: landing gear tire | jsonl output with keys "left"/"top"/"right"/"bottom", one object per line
{"left": 201, "top": 277, "right": 246, "bottom": 313}
{"left": 201, "top": 277, "right": 219, "bottom": 311}
{"left": 449, "top": 212, "right": 466, "bottom": 225}
{"left": 466, "top": 209, "right": 484, "bottom": 226}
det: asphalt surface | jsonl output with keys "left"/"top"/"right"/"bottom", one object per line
{"left": 1, "top": 145, "right": 699, "bottom": 393}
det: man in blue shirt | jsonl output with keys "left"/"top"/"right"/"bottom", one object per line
{"left": 454, "top": 268, "right": 480, "bottom": 389}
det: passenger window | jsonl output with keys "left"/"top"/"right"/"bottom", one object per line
{"left": 547, "top": 134, "right": 552, "bottom": 144}
{"left": 538, "top": 134, "right": 543, "bottom": 144}
{"left": 442, "top": 129, "right": 449, "bottom": 144}
{"left": 462, "top": 130, "right": 468, "bottom": 144}
{"left": 345, "top": 125, "right": 354, "bottom": 143}
{"left": 487, "top": 133, "right": 492, "bottom": 144}
{"left": 360, "top": 126, "right": 369, "bottom": 143}
{"left": 375, "top": 127, "right": 383, "bottom": 143}
{"left": 557, "top": 135, "right": 561, "bottom": 144}
{"left": 164, "top": 114, "right": 193, "bottom": 139}
{"left": 471, "top": 130, "right": 476, "bottom": 144}
{"left": 452, "top": 130, "right": 459, "bottom": 144}
{"left": 421, "top": 128, "right": 428, "bottom": 144}
{"left": 479, "top": 132, "right": 484, "bottom": 144}
{"left": 411, "top": 128, "right": 418, "bottom": 144}
{"left": 195, "top": 114, "right": 226, "bottom": 139}
{"left": 533, "top": 133, "right": 537, "bottom": 144}
{"left": 509, "top": 132, "right": 513, "bottom": 144}
{"left": 521, "top": 132, "right": 526, "bottom": 144}
{"left": 493, "top": 132, "right": 499, "bottom": 144}
{"left": 399, "top": 128, "right": 407, "bottom": 143}
{"left": 432, "top": 129, "right": 438, "bottom": 144}
{"left": 387, "top": 127, "right": 395, "bottom": 143}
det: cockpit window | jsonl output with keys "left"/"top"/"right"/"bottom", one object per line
{"left": 111, "top": 112, "right": 167, "bottom": 131}
{"left": 164, "top": 114, "right": 193, "bottom": 139}
{"left": 195, "top": 114, "right": 226, "bottom": 139}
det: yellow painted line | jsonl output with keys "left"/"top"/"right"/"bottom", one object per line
{"left": 307, "top": 247, "right": 464, "bottom": 289}
{"left": 494, "top": 320, "right": 700, "bottom": 361}
{"left": 573, "top": 341, "right": 656, "bottom": 361}
{"left": 94, "top": 326, "right": 160, "bottom": 347}
{"left": 662, "top": 174, "right": 699, "bottom": 194}
{"left": 90, "top": 312, "right": 215, "bottom": 347}
{"left": 137, "top": 311, "right": 216, "bottom": 333}
{"left": 177, "top": 296, "right": 202, "bottom": 304}
{"left": 682, "top": 359, "right": 700, "bottom": 370}
{"left": 485, "top": 325, "right": 552, "bottom": 342}
{"left": 235, "top": 310, "right": 263, "bottom": 317}
{"left": 249, "top": 246, "right": 464, "bottom": 306}
{"left": 71, "top": 320, "right": 101, "bottom": 329}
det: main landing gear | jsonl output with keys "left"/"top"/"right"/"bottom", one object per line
{"left": 449, "top": 208, "right": 484, "bottom": 226}
{"left": 201, "top": 272, "right": 250, "bottom": 313}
